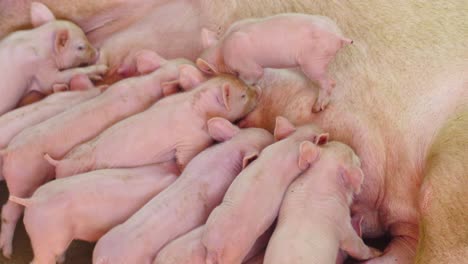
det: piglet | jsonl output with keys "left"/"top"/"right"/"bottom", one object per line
{"left": 9, "top": 162, "right": 179, "bottom": 264}
{"left": 0, "top": 88, "right": 102, "bottom": 181}
{"left": 155, "top": 224, "right": 273, "bottom": 264}
{"left": 93, "top": 118, "right": 272, "bottom": 264}
{"left": 54, "top": 74, "right": 259, "bottom": 178}
{"left": 202, "top": 116, "right": 329, "bottom": 264}
{"left": 264, "top": 141, "right": 381, "bottom": 264}
{"left": 197, "top": 13, "right": 352, "bottom": 112}
{"left": 0, "top": 55, "right": 203, "bottom": 258}
{"left": 0, "top": 2, "right": 107, "bottom": 116}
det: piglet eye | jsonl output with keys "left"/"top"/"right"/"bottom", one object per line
{"left": 241, "top": 94, "right": 246, "bottom": 99}
{"left": 78, "top": 46, "right": 85, "bottom": 51}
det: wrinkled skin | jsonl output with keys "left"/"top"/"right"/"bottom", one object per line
{"left": 54, "top": 75, "right": 258, "bottom": 177}
{"left": 202, "top": 117, "right": 327, "bottom": 264}
{"left": 93, "top": 120, "right": 273, "bottom": 264}
{"left": 0, "top": 1, "right": 466, "bottom": 262}
{"left": 154, "top": 224, "right": 273, "bottom": 264}
{"left": 0, "top": 2, "right": 106, "bottom": 116}
{"left": 197, "top": 14, "right": 351, "bottom": 111}
{"left": 10, "top": 162, "right": 179, "bottom": 264}
{"left": 264, "top": 141, "right": 380, "bottom": 264}
{"left": 0, "top": 88, "right": 101, "bottom": 181}
{"left": 0, "top": 55, "right": 202, "bottom": 258}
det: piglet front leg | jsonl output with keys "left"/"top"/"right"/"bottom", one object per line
{"left": 56, "top": 64, "right": 108, "bottom": 84}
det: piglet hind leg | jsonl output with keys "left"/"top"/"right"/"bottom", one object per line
{"left": 299, "top": 54, "right": 335, "bottom": 112}
{"left": 223, "top": 32, "right": 264, "bottom": 85}
{"left": 0, "top": 201, "right": 23, "bottom": 258}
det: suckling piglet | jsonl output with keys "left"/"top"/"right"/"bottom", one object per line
{"left": 93, "top": 118, "right": 272, "bottom": 264}
{"left": 197, "top": 13, "right": 352, "bottom": 112}
{"left": 0, "top": 2, "right": 107, "bottom": 116}
{"left": 9, "top": 162, "right": 179, "bottom": 264}
{"left": 54, "top": 74, "right": 259, "bottom": 177}
{"left": 264, "top": 141, "right": 381, "bottom": 264}
{"left": 0, "top": 55, "right": 203, "bottom": 257}
{"left": 202, "top": 116, "right": 329, "bottom": 264}
{"left": 0, "top": 88, "right": 102, "bottom": 181}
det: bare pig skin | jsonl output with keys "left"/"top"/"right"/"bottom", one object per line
{"left": 0, "top": 2, "right": 107, "bottom": 116}
{"left": 8, "top": 162, "right": 178, "bottom": 264}
{"left": 197, "top": 13, "right": 352, "bottom": 112}
{"left": 0, "top": 55, "right": 203, "bottom": 258}
{"left": 0, "top": 88, "right": 102, "bottom": 181}
{"left": 93, "top": 119, "right": 273, "bottom": 264}
{"left": 55, "top": 75, "right": 259, "bottom": 177}
{"left": 202, "top": 116, "right": 329, "bottom": 264}
{"left": 264, "top": 141, "right": 381, "bottom": 264}
{"left": 238, "top": 68, "right": 320, "bottom": 132}
{"left": 155, "top": 224, "right": 272, "bottom": 264}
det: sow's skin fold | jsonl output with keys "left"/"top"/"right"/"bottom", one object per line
{"left": 9, "top": 162, "right": 179, "bottom": 264}
{"left": 202, "top": 116, "right": 329, "bottom": 264}
{"left": 53, "top": 74, "right": 259, "bottom": 178}
{"left": 93, "top": 118, "right": 273, "bottom": 264}
{"left": 264, "top": 141, "right": 381, "bottom": 264}
{"left": 0, "top": 52, "right": 202, "bottom": 258}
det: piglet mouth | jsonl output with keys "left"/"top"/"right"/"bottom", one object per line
{"left": 79, "top": 62, "right": 90, "bottom": 67}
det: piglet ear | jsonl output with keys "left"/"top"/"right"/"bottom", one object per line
{"left": 135, "top": 50, "right": 167, "bottom": 74}
{"left": 54, "top": 29, "right": 69, "bottom": 54}
{"left": 273, "top": 116, "right": 296, "bottom": 141}
{"left": 196, "top": 58, "right": 218, "bottom": 75}
{"left": 31, "top": 2, "right": 56, "bottom": 27}
{"left": 178, "top": 64, "right": 207, "bottom": 91}
{"left": 201, "top": 28, "right": 218, "bottom": 49}
{"left": 298, "top": 141, "right": 320, "bottom": 170}
{"left": 242, "top": 151, "right": 259, "bottom": 169}
{"left": 207, "top": 117, "right": 240, "bottom": 142}
{"left": 314, "top": 133, "right": 329, "bottom": 145}
{"left": 220, "top": 83, "right": 231, "bottom": 111}
{"left": 339, "top": 166, "right": 364, "bottom": 194}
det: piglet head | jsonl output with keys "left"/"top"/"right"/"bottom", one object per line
{"left": 53, "top": 24, "right": 99, "bottom": 69}
{"left": 31, "top": 3, "right": 100, "bottom": 69}
{"left": 209, "top": 75, "right": 259, "bottom": 121}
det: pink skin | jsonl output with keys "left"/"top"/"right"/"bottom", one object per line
{"left": 238, "top": 68, "right": 321, "bottom": 131}
{"left": 54, "top": 75, "right": 259, "bottom": 178}
{"left": 155, "top": 224, "right": 273, "bottom": 264}
{"left": 201, "top": 116, "right": 329, "bottom": 264}
{"left": 0, "top": 54, "right": 203, "bottom": 258}
{"left": 92, "top": 119, "right": 273, "bottom": 264}
{"left": 197, "top": 14, "right": 352, "bottom": 112}
{"left": 0, "top": 2, "right": 107, "bottom": 116}
{"left": 0, "top": 88, "right": 102, "bottom": 182}
{"left": 264, "top": 141, "right": 381, "bottom": 264}
{"left": 9, "top": 162, "right": 179, "bottom": 264}
{"left": 1, "top": 2, "right": 466, "bottom": 263}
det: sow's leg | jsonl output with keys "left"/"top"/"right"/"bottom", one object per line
{"left": 415, "top": 108, "right": 468, "bottom": 264}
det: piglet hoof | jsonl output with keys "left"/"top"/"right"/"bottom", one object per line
{"left": 87, "top": 64, "right": 109, "bottom": 80}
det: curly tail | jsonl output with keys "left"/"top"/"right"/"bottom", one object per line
{"left": 44, "top": 153, "right": 60, "bottom": 167}
{"left": 9, "top": 195, "right": 31, "bottom": 207}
